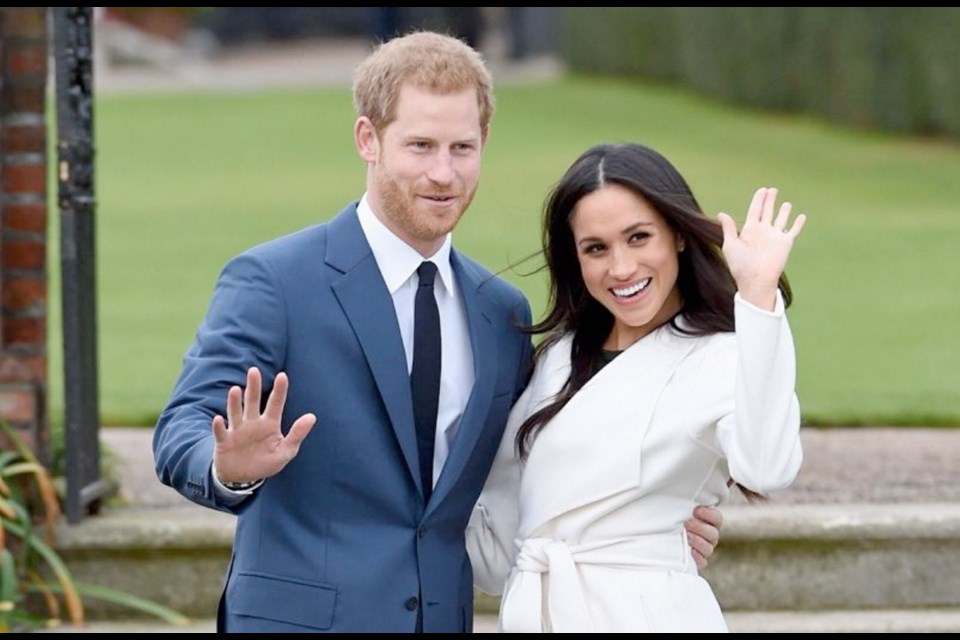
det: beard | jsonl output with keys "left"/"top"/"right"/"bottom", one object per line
{"left": 374, "top": 167, "right": 478, "bottom": 247}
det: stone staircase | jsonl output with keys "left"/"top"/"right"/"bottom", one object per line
{"left": 49, "top": 427, "right": 960, "bottom": 632}
{"left": 54, "top": 501, "right": 960, "bottom": 632}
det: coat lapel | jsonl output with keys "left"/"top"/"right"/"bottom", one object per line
{"left": 326, "top": 206, "right": 422, "bottom": 495}
{"left": 428, "top": 251, "right": 497, "bottom": 509}
{"left": 520, "top": 326, "right": 700, "bottom": 534}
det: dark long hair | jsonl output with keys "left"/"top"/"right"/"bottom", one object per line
{"left": 517, "top": 143, "right": 793, "bottom": 501}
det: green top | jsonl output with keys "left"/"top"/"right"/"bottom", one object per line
{"left": 598, "top": 348, "right": 623, "bottom": 371}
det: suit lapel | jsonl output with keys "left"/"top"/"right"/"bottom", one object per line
{"left": 327, "top": 206, "right": 422, "bottom": 495}
{"left": 520, "top": 327, "right": 700, "bottom": 534}
{"left": 429, "top": 251, "right": 496, "bottom": 509}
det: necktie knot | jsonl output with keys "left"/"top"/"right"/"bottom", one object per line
{"left": 417, "top": 261, "right": 438, "bottom": 289}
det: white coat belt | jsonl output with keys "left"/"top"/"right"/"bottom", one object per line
{"left": 499, "top": 531, "right": 692, "bottom": 633}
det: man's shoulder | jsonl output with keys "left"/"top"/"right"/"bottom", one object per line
{"left": 247, "top": 222, "right": 328, "bottom": 256}
{"left": 223, "top": 225, "right": 324, "bottom": 276}
{"left": 241, "top": 203, "right": 358, "bottom": 261}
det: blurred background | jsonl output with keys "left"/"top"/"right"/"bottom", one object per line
{"left": 10, "top": 6, "right": 960, "bottom": 444}
{"left": 1, "top": 6, "right": 957, "bottom": 630}
{"left": 96, "top": 7, "right": 559, "bottom": 65}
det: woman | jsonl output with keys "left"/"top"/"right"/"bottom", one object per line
{"left": 467, "top": 143, "right": 806, "bottom": 632}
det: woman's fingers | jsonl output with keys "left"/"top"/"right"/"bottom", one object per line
{"left": 745, "top": 187, "right": 767, "bottom": 225}
{"left": 787, "top": 212, "right": 808, "bottom": 239}
{"left": 717, "top": 211, "right": 737, "bottom": 245}
{"left": 760, "top": 187, "right": 778, "bottom": 224}
{"left": 773, "top": 201, "right": 792, "bottom": 232}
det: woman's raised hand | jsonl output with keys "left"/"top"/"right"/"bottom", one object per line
{"left": 717, "top": 187, "right": 806, "bottom": 310}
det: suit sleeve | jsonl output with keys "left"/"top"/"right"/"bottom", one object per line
{"left": 513, "top": 297, "right": 535, "bottom": 404}
{"left": 716, "top": 291, "right": 803, "bottom": 493}
{"left": 467, "top": 331, "right": 551, "bottom": 595}
{"left": 152, "top": 252, "right": 287, "bottom": 513}
{"left": 466, "top": 396, "right": 528, "bottom": 595}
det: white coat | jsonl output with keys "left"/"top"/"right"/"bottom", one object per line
{"left": 467, "top": 293, "right": 803, "bottom": 633}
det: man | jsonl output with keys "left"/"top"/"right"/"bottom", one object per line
{"left": 153, "top": 31, "right": 721, "bottom": 633}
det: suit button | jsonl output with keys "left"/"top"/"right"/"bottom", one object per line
{"left": 418, "top": 527, "right": 428, "bottom": 538}
{"left": 405, "top": 596, "right": 419, "bottom": 611}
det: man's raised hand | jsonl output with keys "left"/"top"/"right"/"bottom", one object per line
{"left": 212, "top": 367, "right": 316, "bottom": 484}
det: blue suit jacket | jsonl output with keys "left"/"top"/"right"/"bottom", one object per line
{"left": 153, "top": 204, "right": 533, "bottom": 632}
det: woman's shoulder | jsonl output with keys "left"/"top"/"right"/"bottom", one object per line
{"left": 666, "top": 320, "right": 736, "bottom": 370}
{"left": 537, "top": 332, "right": 574, "bottom": 362}
{"left": 668, "top": 317, "right": 733, "bottom": 349}
{"left": 527, "top": 332, "right": 573, "bottom": 382}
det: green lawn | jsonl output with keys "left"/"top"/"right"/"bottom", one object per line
{"left": 47, "top": 75, "right": 960, "bottom": 427}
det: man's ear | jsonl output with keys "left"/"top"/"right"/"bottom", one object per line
{"left": 480, "top": 124, "right": 490, "bottom": 148}
{"left": 354, "top": 116, "right": 379, "bottom": 162}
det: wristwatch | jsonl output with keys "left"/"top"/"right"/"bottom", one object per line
{"left": 212, "top": 460, "right": 263, "bottom": 492}
{"left": 222, "top": 479, "right": 261, "bottom": 491}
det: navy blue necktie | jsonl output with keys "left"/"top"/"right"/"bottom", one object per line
{"left": 411, "top": 262, "right": 441, "bottom": 502}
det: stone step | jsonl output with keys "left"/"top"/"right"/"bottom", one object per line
{"left": 37, "top": 609, "right": 960, "bottom": 634}
{"left": 702, "top": 502, "right": 960, "bottom": 611}
{"left": 52, "top": 502, "right": 960, "bottom": 620}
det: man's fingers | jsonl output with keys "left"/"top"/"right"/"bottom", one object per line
{"left": 691, "top": 548, "right": 708, "bottom": 571}
{"left": 685, "top": 516, "right": 717, "bottom": 571}
{"left": 684, "top": 505, "right": 722, "bottom": 565}
{"left": 226, "top": 385, "right": 243, "bottom": 428}
{"left": 212, "top": 414, "right": 228, "bottom": 442}
{"left": 243, "top": 367, "right": 262, "bottom": 419}
{"left": 264, "top": 372, "right": 290, "bottom": 421}
{"left": 692, "top": 504, "right": 724, "bottom": 539}
{"left": 285, "top": 413, "right": 317, "bottom": 448}
{"left": 694, "top": 504, "right": 724, "bottom": 528}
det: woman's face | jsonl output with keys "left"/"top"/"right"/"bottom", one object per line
{"left": 570, "top": 183, "right": 683, "bottom": 350}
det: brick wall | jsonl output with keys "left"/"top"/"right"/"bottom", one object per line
{"left": 0, "top": 7, "right": 49, "bottom": 462}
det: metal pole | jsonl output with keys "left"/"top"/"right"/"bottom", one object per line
{"left": 53, "top": 7, "right": 106, "bottom": 523}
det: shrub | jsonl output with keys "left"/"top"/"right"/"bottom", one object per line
{"left": 0, "top": 422, "right": 188, "bottom": 632}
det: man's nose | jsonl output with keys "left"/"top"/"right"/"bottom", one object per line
{"left": 426, "top": 151, "right": 455, "bottom": 184}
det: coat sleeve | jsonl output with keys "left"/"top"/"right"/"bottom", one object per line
{"left": 715, "top": 291, "right": 803, "bottom": 493}
{"left": 152, "top": 251, "right": 287, "bottom": 514}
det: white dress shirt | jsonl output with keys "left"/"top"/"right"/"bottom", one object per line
{"left": 357, "top": 194, "right": 476, "bottom": 487}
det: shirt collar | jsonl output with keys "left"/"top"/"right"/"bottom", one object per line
{"left": 357, "top": 194, "right": 455, "bottom": 295}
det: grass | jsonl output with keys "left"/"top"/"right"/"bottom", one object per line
{"left": 46, "top": 74, "right": 960, "bottom": 428}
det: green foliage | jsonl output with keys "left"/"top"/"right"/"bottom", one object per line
{"left": 45, "top": 78, "right": 960, "bottom": 427}
{"left": 0, "top": 424, "right": 188, "bottom": 631}
{"left": 562, "top": 8, "right": 960, "bottom": 138}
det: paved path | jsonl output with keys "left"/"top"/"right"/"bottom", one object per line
{"left": 41, "top": 609, "right": 960, "bottom": 634}
{"left": 107, "top": 426, "right": 960, "bottom": 509}
{"left": 94, "top": 32, "right": 564, "bottom": 95}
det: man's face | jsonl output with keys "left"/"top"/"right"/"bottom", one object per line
{"left": 356, "top": 84, "right": 486, "bottom": 257}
